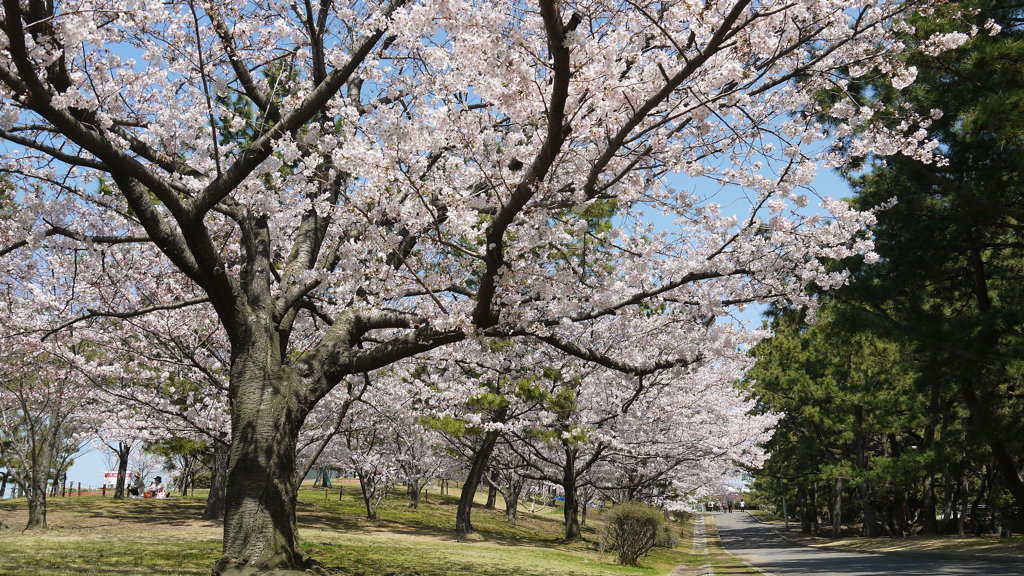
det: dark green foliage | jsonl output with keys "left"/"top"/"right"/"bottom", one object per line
{"left": 748, "top": 0, "right": 1024, "bottom": 536}
{"left": 843, "top": 0, "right": 1024, "bottom": 513}
{"left": 746, "top": 304, "right": 943, "bottom": 536}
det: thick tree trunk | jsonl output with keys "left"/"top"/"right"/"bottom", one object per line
{"left": 562, "top": 482, "right": 581, "bottom": 540}
{"left": 831, "top": 477, "right": 843, "bottom": 538}
{"left": 922, "top": 474, "right": 938, "bottom": 535}
{"left": 212, "top": 357, "right": 315, "bottom": 576}
{"left": 25, "top": 438, "right": 54, "bottom": 530}
{"left": 456, "top": 430, "right": 499, "bottom": 536}
{"left": 859, "top": 482, "right": 876, "bottom": 537}
{"left": 561, "top": 448, "right": 581, "bottom": 541}
{"left": 358, "top": 473, "right": 378, "bottom": 520}
{"left": 114, "top": 441, "right": 131, "bottom": 499}
{"left": 940, "top": 465, "right": 954, "bottom": 533}
{"left": 855, "top": 407, "right": 876, "bottom": 537}
{"left": 798, "top": 484, "right": 812, "bottom": 534}
{"left": 485, "top": 481, "right": 497, "bottom": 509}
{"left": 27, "top": 492, "right": 47, "bottom": 529}
{"left": 203, "top": 435, "right": 230, "bottom": 521}
{"left": 408, "top": 480, "right": 421, "bottom": 509}
{"left": 505, "top": 484, "right": 522, "bottom": 526}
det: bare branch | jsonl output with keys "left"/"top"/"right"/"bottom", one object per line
{"left": 535, "top": 332, "right": 702, "bottom": 377}
{"left": 473, "top": 0, "right": 576, "bottom": 328}
{"left": 41, "top": 297, "right": 212, "bottom": 340}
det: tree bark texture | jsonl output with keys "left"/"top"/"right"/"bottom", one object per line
{"left": 485, "top": 482, "right": 497, "bottom": 509}
{"left": 798, "top": 484, "right": 812, "bottom": 534}
{"left": 358, "top": 472, "right": 378, "bottom": 520}
{"left": 114, "top": 441, "right": 131, "bottom": 499}
{"left": 561, "top": 448, "right": 581, "bottom": 541}
{"left": 831, "top": 477, "right": 843, "bottom": 538}
{"left": 505, "top": 484, "right": 521, "bottom": 526}
{"left": 407, "top": 479, "right": 422, "bottom": 509}
{"left": 855, "top": 408, "right": 876, "bottom": 537}
{"left": 922, "top": 474, "right": 938, "bottom": 535}
{"left": 456, "top": 430, "right": 500, "bottom": 536}
{"left": 212, "top": 346, "right": 315, "bottom": 576}
{"left": 204, "top": 435, "right": 230, "bottom": 521}
{"left": 26, "top": 489, "right": 47, "bottom": 530}
{"left": 25, "top": 429, "right": 55, "bottom": 530}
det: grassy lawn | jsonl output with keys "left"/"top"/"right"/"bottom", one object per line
{"left": 0, "top": 481, "right": 714, "bottom": 576}
{"left": 0, "top": 495, "right": 221, "bottom": 575}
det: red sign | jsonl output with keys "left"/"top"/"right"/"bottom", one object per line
{"left": 102, "top": 471, "right": 135, "bottom": 486}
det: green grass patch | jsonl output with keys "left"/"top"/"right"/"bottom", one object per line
{"left": 0, "top": 482, "right": 705, "bottom": 576}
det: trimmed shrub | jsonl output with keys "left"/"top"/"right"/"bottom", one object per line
{"left": 601, "top": 501, "right": 666, "bottom": 565}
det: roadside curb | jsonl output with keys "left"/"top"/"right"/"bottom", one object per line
{"left": 747, "top": 513, "right": 1024, "bottom": 566}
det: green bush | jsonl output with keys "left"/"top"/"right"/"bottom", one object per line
{"left": 601, "top": 502, "right": 667, "bottom": 566}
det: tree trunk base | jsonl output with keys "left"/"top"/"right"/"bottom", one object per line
{"left": 454, "top": 528, "right": 486, "bottom": 542}
{"left": 212, "top": 556, "right": 329, "bottom": 576}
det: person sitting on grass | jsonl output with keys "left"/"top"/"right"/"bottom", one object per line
{"left": 147, "top": 476, "right": 168, "bottom": 499}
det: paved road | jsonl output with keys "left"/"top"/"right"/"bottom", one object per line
{"left": 711, "top": 511, "right": 1024, "bottom": 576}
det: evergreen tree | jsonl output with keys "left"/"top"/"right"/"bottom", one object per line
{"left": 844, "top": 0, "right": 1024, "bottom": 515}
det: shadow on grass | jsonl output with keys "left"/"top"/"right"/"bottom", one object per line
{"left": 38, "top": 494, "right": 218, "bottom": 529}
{"left": 298, "top": 505, "right": 588, "bottom": 550}
{"left": 296, "top": 493, "right": 595, "bottom": 551}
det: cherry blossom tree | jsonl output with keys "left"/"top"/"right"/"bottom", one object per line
{"left": 386, "top": 412, "right": 448, "bottom": 509}
{"left": 0, "top": 343, "right": 91, "bottom": 529}
{"left": 129, "top": 449, "right": 163, "bottom": 490}
{"left": 0, "top": 0, "right": 969, "bottom": 572}
{"left": 406, "top": 342, "right": 551, "bottom": 536}
{"left": 0, "top": 236, "right": 95, "bottom": 525}
{"left": 339, "top": 405, "right": 400, "bottom": 520}
{"left": 100, "top": 437, "right": 137, "bottom": 499}
{"left": 77, "top": 311, "right": 234, "bottom": 517}
{"left": 485, "top": 440, "right": 533, "bottom": 525}
{"left": 408, "top": 334, "right": 768, "bottom": 539}
{"left": 496, "top": 344, "right": 771, "bottom": 539}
